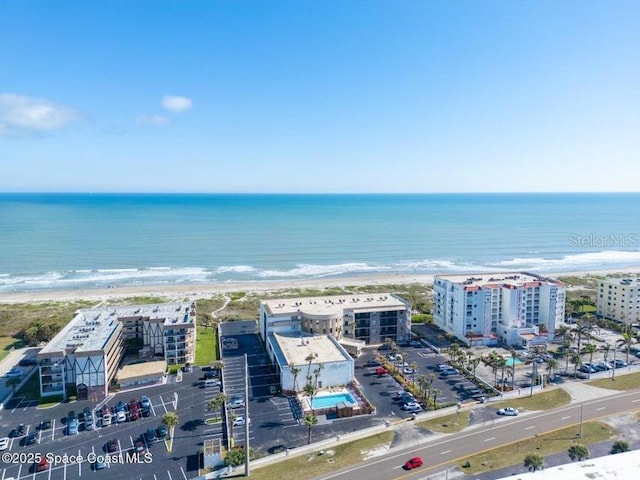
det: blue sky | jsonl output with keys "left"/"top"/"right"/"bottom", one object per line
{"left": 1, "top": 0, "right": 638, "bottom": 193}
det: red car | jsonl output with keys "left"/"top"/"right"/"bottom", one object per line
{"left": 36, "top": 457, "right": 50, "bottom": 472}
{"left": 404, "top": 457, "right": 423, "bottom": 470}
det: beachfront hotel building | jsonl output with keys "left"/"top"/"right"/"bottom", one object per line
{"left": 433, "top": 273, "right": 566, "bottom": 348}
{"left": 258, "top": 293, "right": 412, "bottom": 346}
{"left": 597, "top": 277, "right": 640, "bottom": 326}
{"left": 37, "top": 302, "right": 196, "bottom": 400}
{"left": 265, "top": 332, "right": 354, "bottom": 394}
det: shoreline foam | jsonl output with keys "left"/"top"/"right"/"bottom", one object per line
{"left": 1, "top": 266, "right": 639, "bottom": 305}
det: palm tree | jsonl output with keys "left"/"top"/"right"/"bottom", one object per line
{"left": 599, "top": 343, "right": 612, "bottom": 365}
{"left": 304, "top": 353, "right": 317, "bottom": 391}
{"left": 290, "top": 365, "right": 301, "bottom": 392}
{"left": 569, "top": 351, "right": 582, "bottom": 378}
{"left": 523, "top": 453, "right": 544, "bottom": 472}
{"left": 546, "top": 358, "right": 558, "bottom": 379}
{"left": 207, "top": 394, "right": 226, "bottom": 421}
{"left": 449, "top": 343, "right": 461, "bottom": 366}
{"left": 498, "top": 357, "right": 508, "bottom": 391}
{"left": 616, "top": 332, "right": 636, "bottom": 364}
{"left": 162, "top": 412, "right": 179, "bottom": 452}
{"left": 572, "top": 315, "right": 597, "bottom": 353}
{"left": 582, "top": 343, "right": 597, "bottom": 378}
{"left": 469, "top": 357, "right": 481, "bottom": 380}
{"left": 417, "top": 374, "right": 427, "bottom": 398}
{"left": 554, "top": 325, "right": 571, "bottom": 343}
{"left": 509, "top": 348, "right": 518, "bottom": 391}
{"left": 303, "top": 413, "right": 318, "bottom": 444}
{"left": 410, "top": 361, "right": 418, "bottom": 384}
{"left": 431, "top": 388, "right": 441, "bottom": 409}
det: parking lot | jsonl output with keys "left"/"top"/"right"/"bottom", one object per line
{"left": 0, "top": 373, "right": 209, "bottom": 480}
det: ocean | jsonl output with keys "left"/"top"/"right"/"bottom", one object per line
{"left": 1, "top": 193, "right": 639, "bottom": 293}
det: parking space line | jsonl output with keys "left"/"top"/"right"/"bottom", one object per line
{"left": 16, "top": 464, "right": 22, "bottom": 480}
{"left": 1, "top": 467, "right": 5, "bottom": 480}
{"left": 52, "top": 419, "right": 56, "bottom": 440}
{"left": 154, "top": 474, "right": 158, "bottom": 480}
{"left": 63, "top": 458, "right": 67, "bottom": 480}
{"left": 78, "top": 448, "right": 82, "bottom": 476}
{"left": 180, "top": 466, "right": 188, "bottom": 480}
{"left": 159, "top": 395, "right": 168, "bottom": 413}
{"left": 167, "top": 469, "right": 173, "bottom": 480}
{"left": 48, "top": 463, "right": 52, "bottom": 480}
{"left": 150, "top": 399, "right": 157, "bottom": 417}
{"left": 118, "top": 439, "right": 123, "bottom": 463}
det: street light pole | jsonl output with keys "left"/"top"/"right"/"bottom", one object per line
{"left": 578, "top": 403, "right": 584, "bottom": 438}
{"left": 244, "top": 353, "right": 250, "bottom": 476}
{"left": 612, "top": 346, "right": 617, "bottom": 380}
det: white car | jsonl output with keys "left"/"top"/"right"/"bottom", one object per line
{"left": 229, "top": 397, "right": 245, "bottom": 409}
{"left": 233, "top": 416, "right": 250, "bottom": 427}
{"left": 403, "top": 366, "right": 415, "bottom": 375}
{"left": 0, "top": 437, "right": 9, "bottom": 451}
{"left": 497, "top": 407, "right": 519, "bottom": 416}
{"left": 116, "top": 411, "right": 127, "bottom": 423}
{"left": 402, "top": 402, "right": 422, "bottom": 412}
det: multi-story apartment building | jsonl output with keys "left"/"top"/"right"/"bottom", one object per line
{"left": 597, "top": 277, "right": 640, "bottom": 326}
{"left": 434, "top": 273, "right": 565, "bottom": 348}
{"left": 37, "top": 302, "right": 196, "bottom": 400}
{"left": 258, "top": 293, "right": 412, "bottom": 345}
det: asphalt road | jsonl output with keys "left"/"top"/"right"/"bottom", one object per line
{"left": 314, "top": 389, "right": 640, "bottom": 480}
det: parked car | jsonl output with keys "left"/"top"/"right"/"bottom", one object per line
{"left": 38, "top": 419, "right": 52, "bottom": 430}
{"left": 116, "top": 401, "right": 126, "bottom": 412}
{"left": 140, "top": 395, "right": 151, "bottom": 409}
{"left": 11, "top": 424, "right": 26, "bottom": 437}
{"left": 404, "top": 456, "right": 423, "bottom": 470}
{"left": 133, "top": 440, "right": 145, "bottom": 454}
{"left": 497, "top": 407, "right": 519, "bottom": 416}
{"left": 67, "top": 419, "right": 79, "bottom": 435}
{"left": 23, "top": 432, "right": 38, "bottom": 446}
{"left": 233, "top": 415, "right": 250, "bottom": 427}
{"left": 68, "top": 410, "right": 77, "bottom": 421}
{"left": 437, "top": 364, "right": 452, "bottom": 371}
{"left": 36, "top": 457, "right": 50, "bottom": 472}
{"left": 85, "top": 414, "right": 95, "bottom": 430}
{"left": 204, "top": 371, "right": 218, "bottom": 380}
{"left": 19, "top": 358, "right": 38, "bottom": 366}
{"left": 410, "top": 340, "right": 422, "bottom": 347}
{"left": 102, "top": 413, "right": 112, "bottom": 426}
{"left": 229, "top": 396, "right": 245, "bottom": 409}
{"left": 614, "top": 359, "right": 628, "bottom": 368}
{"left": 106, "top": 439, "right": 118, "bottom": 453}
{"left": 375, "top": 366, "right": 389, "bottom": 376}
{"left": 141, "top": 406, "right": 151, "bottom": 418}
{"left": 156, "top": 425, "right": 167, "bottom": 438}
{"left": 441, "top": 368, "right": 459, "bottom": 376}
{"left": 0, "top": 437, "right": 9, "bottom": 451}
{"left": 145, "top": 427, "right": 158, "bottom": 443}
{"left": 93, "top": 458, "right": 107, "bottom": 470}
{"left": 402, "top": 402, "right": 422, "bottom": 412}
{"left": 403, "top": 366, "right": 415, "bottom": 375}
{"left": 116, "top": 411, "right": 127, "bottom": 423}
{"left": 5, "top": 368, "right": 24, "bottom": 379}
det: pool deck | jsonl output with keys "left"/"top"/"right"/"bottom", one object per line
{"left": 298, "top": 387, "right": 364, "bottom": 415}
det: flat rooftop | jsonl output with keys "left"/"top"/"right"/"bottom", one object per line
{"left": 270, "top": 332, "right": 351, "bottom": 366}
{"left": 117, "top": 360, "right": 167, "bottom": 381}
{"left": 436, "top": 272, "right": 563, "bottom": 288}
{"left": 40, "top": 303, "right": 194, "bottom": 355}
{"left": 262, "top": 293, "right": 408, "bottom": 316}
{"left": 495, "top": 449, "right": 640, "bottom": 480}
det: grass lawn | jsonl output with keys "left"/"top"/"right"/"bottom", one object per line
{"left": 457, "top": 421, "right": 615, "bottom": 474}
{"left": 0, "top": 336, "right": 21, "bottom": 361}
{"left": 248, "top": 432, "right": 394, "bottom": 480}
{"left": 417, "top": 410, "right": 470, "bottom": 433}
{"left": 0, "top": 300, "right": 94, "bottom": 338}
{"left": 587, "top": 372, "right": 640, "bottom": 391}
{"left": 195, "top": 325, "right": 219, "bottom": 366}
{"left": 490, "top": 388, "right": 571, "bottom": 412}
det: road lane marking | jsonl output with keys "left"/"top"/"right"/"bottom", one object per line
{"left": 632, "top": 399, "right": 640, "bottom": 403}
{"left": 525, "top": 426, "right": 535, "bottom": 430}
{"left": 483, "top": 437, "right": 495, "bottom": 442}
{"left": 440, "top": 450, "right": 451, "bottom": 455}
{"left": 561, "top": 416, "right": 571, "bottom": 420}
{"left": 596, "top": 407, "right": 605, "bottom": 411}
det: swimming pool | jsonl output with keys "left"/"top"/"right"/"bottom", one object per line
{"left": 311, "top": 392, "right": 357, "bottom": 409}
{"left": 504, "top": 357, "right": 523, "bottom": 367}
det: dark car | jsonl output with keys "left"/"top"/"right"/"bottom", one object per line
{"left": 204, "top": 371, "right": 217, "bottom": 380}
{"left": 19, "top": 358, "right": 38, "bottom": 366}
{"left": 39, "top": 419, "right": 52, "bottom": 430}
{"left": 68, "top": 410, "right": 77, "bottom": 421}
{"left": 404, "top": 456, "right": 423, "bottom": 470}
{"left": 23, "top": 432, "right": 37, "bottom": 446}
{"left": 156, "top": 425, "right": 167, "bottom": 438}
{"left": 133, "top": 440, "right": 145, "bottom": 454}
{"left": 106, "top": 438, "right": 118, "bottom": 453}
{"left": 116, "top": 401, "right": 126, "bottom": 412}
{"left": 93, "top": 459, "right": 107, "bottom": 470}
{"left": 81, "top": 407, "right": 92, "bottom": 420}
{"left": 145, "top": 427, "right": 157, "bottom": 443}
{"left": 11, "top": 424, "right": 26, "bottom": 437}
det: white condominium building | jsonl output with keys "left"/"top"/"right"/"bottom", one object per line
{"left": 259, "top": 293, "right": 412, "bottom": 346}
{"left": 37, "top": 302, "right": 196, "bottom": 401}
{"left": 597, "top": 277, "right": 640, "bottom": 326}
{"left": 434, "top": 273, "right": 566, "bottom": 348}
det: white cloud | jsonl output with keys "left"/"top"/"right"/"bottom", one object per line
{"left": 162, "top": 95, "right": 192, "bottom": 113}
{"left": 0, "top": 93, "right": 79, "bottom": 136}
{"left": 137, "top": 114, "right": 170, "bottom": 125}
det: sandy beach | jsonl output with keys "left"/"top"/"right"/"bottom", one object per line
{"left": 1, "top": 266, "right": 640, "bottom": 305}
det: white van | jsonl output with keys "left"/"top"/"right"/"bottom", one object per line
{"left": 102, "top": 414, "right": 112, "bottom": 426}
